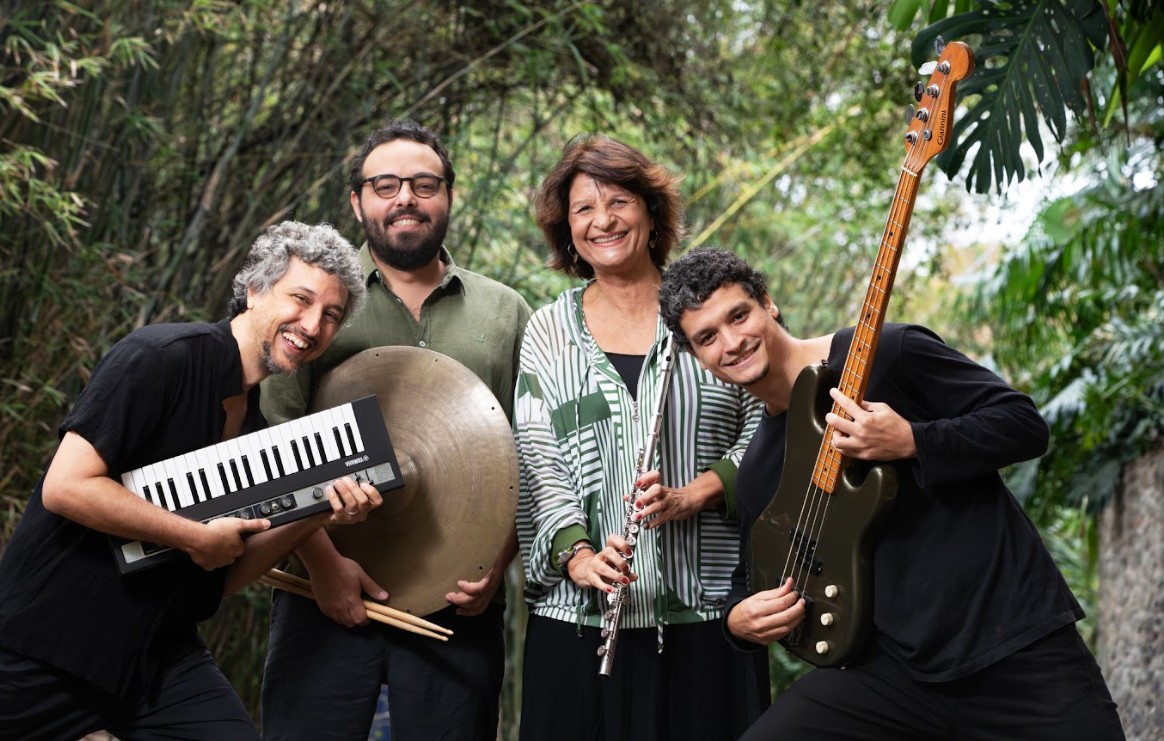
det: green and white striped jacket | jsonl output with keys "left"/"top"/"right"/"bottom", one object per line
{"left": 514, "top": 287, "right": 762, "bottom": 630}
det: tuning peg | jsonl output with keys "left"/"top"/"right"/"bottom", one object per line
{"left": 905, "top": 104, "right": 916, "bottom": 126}
{"left": 913, "top": 81, "right": 924, "bottom": 102}
{"left": 935, "top": 35, "right": 946, "bottom": 54}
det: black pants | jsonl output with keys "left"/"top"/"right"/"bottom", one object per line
{"left": 261, "top": 591, "right": 505, "bottom": 741}
{"left": 0, "top": 645, "right": 257, "bottom": 741}
{"left": 740, "top": 624, "right": 1126, "bottom": 741}
{"left": 520, "top": 614, "right": 769, "bottom": 741}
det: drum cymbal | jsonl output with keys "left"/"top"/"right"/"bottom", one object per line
{"left": 311, "top": 346, "right": 518, "bottom": 618}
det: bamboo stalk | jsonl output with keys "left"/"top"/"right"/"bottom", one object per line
{"left": 261, "top": 569, "right": 452, "bottom": 641}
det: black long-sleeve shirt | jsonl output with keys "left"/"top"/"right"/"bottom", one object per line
{"left": 727, "top": 324, "right": 1082, "bottom": 682}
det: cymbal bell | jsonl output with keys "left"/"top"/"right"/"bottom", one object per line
{"left": 311, "top": 346, "right": 518, "bottom": 617}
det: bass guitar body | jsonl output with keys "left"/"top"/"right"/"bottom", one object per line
{"left": 750, "top": 363, "right": 898, "bottom": 667}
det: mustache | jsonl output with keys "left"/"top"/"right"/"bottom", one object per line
{"left": 384, "top": 207, "right": 429, "bottom": 225}
{"left": 277, "top": 322, "right": 314, "bottom": 345}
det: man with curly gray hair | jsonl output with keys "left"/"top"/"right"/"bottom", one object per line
{"left": 0, "top": 220, "right": 378, "bottom": 741}
{"left": 229, "top": 221, "right": 366, "bottom": 322}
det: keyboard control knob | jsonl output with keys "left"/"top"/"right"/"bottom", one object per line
{"left": 312, "top": 487, "right": 325, "bottom": 500}
{"left": 259, "top": 503, "right": 272, "bottom": 515}
{"left": 281, "top": 495, "right": 294, "bottom": 509}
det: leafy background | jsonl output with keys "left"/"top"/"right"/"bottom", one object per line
{"left": 2, "top": 0, "right": 1161, "bottom": 737}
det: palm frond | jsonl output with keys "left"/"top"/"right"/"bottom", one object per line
{"left": 911, "top": 0, "right": 1109, "bottom": 193}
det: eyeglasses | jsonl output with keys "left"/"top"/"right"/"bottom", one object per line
{"left": 359, "top": 173, "right": 446, "bottom": 199}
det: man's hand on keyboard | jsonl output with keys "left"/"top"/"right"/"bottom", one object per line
{"left": 189, "top": 516, "right": 271, "bottom": 570}
{"left": 325, "top": 475, "right": 383, "bottom": 525}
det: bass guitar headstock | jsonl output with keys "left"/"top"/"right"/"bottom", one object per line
{"left": 903, "top": 40, "right": 974, "bottom": 173}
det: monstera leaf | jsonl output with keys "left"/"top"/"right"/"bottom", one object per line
{"left": 908, "top": 0, "right": 1110, "bottom": 194}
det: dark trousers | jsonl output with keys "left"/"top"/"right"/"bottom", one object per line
{"left": 260, "top": 591, "right": 505, "bottom": 741}
{"left": 519, "top": 614, "right": 769, "bottom": 741}
{"left": 0, "top": 645, "right": 257, "bottom": 741}
{"left": 740, "top": 624, "right": 1126, "bottom": 741}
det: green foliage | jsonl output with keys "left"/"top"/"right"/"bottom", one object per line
{"left": 946, "top": 0, "right": 1164, "bottom": 518}
{"left": 964, "top": 148, "right": 1164, "bottom": 518}
{"left": 890, "top": 0, "right": 1112, "bottom": 194}
{"left": 1, "top": 1, "right": 157, "bottom": 529}
{"left": 9, "top": 0, "right": 1152, "bottom": 732}
{"left": 1041, "top": 505, "right": 1100, "bottom": 645}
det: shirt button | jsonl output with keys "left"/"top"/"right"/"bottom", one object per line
{"left": 418, "top": 341, "right": 427, "bottom": 348}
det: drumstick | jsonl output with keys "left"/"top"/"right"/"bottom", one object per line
{"left": 264, "top": 569, "right": 452, "bottom": 636}
{"left": 260, "top": 569, "right": 452, "bottom": 641}
{"left": 259, "top": 573, "right": 448, "bottom": 641}
{"left": 259, "top": 575, "right": 445, "bottom": 641}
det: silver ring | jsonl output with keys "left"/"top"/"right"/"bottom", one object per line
{"left": 345, "top": 508, "right": 359, "bottom": 516}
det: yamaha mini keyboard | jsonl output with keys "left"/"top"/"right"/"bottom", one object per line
{"left": 112, "top": 395, "right": 402, "bottom": 574}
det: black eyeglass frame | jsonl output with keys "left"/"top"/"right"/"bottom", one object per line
{"left": 358, "top": 173, "right": 447, "bottom": 199}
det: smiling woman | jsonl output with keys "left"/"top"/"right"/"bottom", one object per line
{"left": 513, "top": 135, "right": 768, "bottom": 741}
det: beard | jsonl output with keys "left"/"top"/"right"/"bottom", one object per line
{"left": 260, "top": 323, "right": 310, "bottom": 377}
{"left": 261, "top": 340, "right": 294, "bottom": 376}
{"left": 363, "top": 205, "right": 450, "bottom": 271}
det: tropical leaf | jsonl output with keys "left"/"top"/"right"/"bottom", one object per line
{"left": 959, "top": 145, "right": 1164, "bottom": 514}
{"left": 910, "top": 0, "right": 1109, "bottom": 193}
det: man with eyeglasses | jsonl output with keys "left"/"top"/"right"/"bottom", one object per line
{"left": 259, "top": 119, "right": 531, "bottom": 741}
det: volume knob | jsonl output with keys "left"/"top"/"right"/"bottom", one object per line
{"left": 824, "top": 584, "right": 839, "bottom": 599}
{"left": 815, "top": 641, "right": 830, "bottom": 655}
{"left": 820, "top": 612, "right": 834, "bottom": 626}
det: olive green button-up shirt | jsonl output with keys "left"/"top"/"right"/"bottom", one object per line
{"left": 261, "top": 244, "right": 531, "bottom": 424}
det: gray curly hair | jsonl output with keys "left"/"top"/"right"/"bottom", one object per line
{"left": 229, "top": 221, "right": 365, "bottom": 322}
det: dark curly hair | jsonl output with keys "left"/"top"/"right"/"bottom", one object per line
{"left": 533, "top": 134, "right": 684, "bottom": 280}
{"left": 659, "top": 247, "right": 783, "bottom": 352}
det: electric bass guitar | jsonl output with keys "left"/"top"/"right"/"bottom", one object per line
{"left": 749, "top": 40, "right": 974, "bottom": 667}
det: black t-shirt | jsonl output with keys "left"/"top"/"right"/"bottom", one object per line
{"left": 0, "top": 319, "right": 265, "bottom": 696}
{"left": 727, "top": 324, "right": 1082, "bottom": 682}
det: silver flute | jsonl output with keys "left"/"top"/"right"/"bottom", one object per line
{"left": 597, "top": 333, "right": 677, "bottom": 676}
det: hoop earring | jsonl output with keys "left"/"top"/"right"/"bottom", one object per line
{"left": 567, "top": 242, "right": 578, "bottom": 265}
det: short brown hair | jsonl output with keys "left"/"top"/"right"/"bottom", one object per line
{"left": 532, "top": 135, "right": 684, "bottom": 279}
